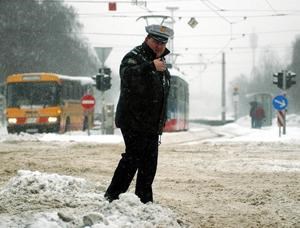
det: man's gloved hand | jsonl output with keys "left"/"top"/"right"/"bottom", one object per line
{"left": 153, "top": 58, "right": 166, "bottom": 72}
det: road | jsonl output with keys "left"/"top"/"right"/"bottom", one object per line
{"left": 0, "top": 126, "right": 299, "bottom": 227}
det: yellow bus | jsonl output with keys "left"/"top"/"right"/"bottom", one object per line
{"left": 5, "top": 72, "right": 95, "bottom": 134}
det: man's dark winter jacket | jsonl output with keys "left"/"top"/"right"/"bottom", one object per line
{"left": 115, "top": 42, "right": 171, "bottom": 135}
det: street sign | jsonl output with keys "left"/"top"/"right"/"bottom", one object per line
{"left": 81, "top": 94, "right": 95, "bottom": 110}
{"left": 277, "top": 110, "right": 285, "bottom": 127}
{"left": 94, "top": 47, "right": 112, "bottom": 66}
{"left": 272, "top": 95, "right": 288, "bottom": 110}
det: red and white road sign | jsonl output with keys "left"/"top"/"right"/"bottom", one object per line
{"left": 81, "top": 94, "right": 95, "bottom": 110}
{"left": 277, "top": 110, "right": 285, "bottom": 127}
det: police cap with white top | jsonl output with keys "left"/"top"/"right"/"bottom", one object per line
{"left": 145, "top": 24, "right": 174, "bottom": 44}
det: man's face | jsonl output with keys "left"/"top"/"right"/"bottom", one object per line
{"left": 146, "top": 37, "right": 167, "bottom": 58}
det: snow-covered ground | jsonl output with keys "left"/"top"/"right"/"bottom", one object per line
{"left": 0, "top": 115, "right": 299, "bottom": 227}
{"left": 0, "top": 170, "right": 179, "bottom": 228}
{"left": 209, "top": 114, "right": 300, "bottom": 143}
{"left": 1, "top": 115, "right": 300, "bottom": 144}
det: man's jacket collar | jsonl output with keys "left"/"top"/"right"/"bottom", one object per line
{"left": 142, "top": 42, "right": 170, "bottom": 59}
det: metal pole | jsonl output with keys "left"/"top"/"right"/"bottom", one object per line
{"left": 166, "top": 6, "right": 178, "bottom": 66}
{"left": 282, "top": 70, "right": 287, "bottom": 135}
{"left": 101, "top": 91, "right": 105, "bottom": 134}
{"left": 87, "top": 110, "right": 91, "bottom": 136}
{"left": 279, "top": 126, "right": 281, "bottom": 137}
{"left": 98, "top": 66, "right": 106, "bottom": 135}
{"left": 221, "top": 52, "right": 226, "bottom": 123}
{"left": 233, "top": 88, "right": 239, "bottom": 121}
{"left": 234, "top": 101, "right": 238, "bottom": 121}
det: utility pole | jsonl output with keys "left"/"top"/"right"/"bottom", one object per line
{"left": 94, "top": 47, "right": 112, "bottom": 134}
{"left": 221, "top": 52, "right": 226, "bottom": 123}
{"left": 273, "top": 70, "right": 296, "bottom": 136}
{"left": 166, "top": 6, "right": 178, "bottom": 66}
{"left": 249, "top": 30, "right": 258, "bottom": 78}
{"left": 233, "top": 87, "right": 239, "bottom": 121}
{"left": 282, "top": 70, "right": 287, "bottom": 135}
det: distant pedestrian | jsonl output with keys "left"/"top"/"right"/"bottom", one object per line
{"left": 104, "top": 24, "right": 174, "bottom": 203}
{"left": 249, "top": 101, "right": 258, "bottom": 128}
{"left": 250, "top": 101, "right": 265, "bottom": 129}
{"left": 254, "top": 104, "right": 265, "bottom": 128}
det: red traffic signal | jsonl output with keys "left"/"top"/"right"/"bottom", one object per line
{"left": 108, "top": 2, "right": 117, "bottom": 11}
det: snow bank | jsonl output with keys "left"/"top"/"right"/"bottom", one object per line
{"left": 0, "top": 170, "right": 181, "bottom": 228}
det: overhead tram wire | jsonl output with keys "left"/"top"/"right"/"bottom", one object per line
{"left": 77, "top": 12, "right": 294, "bottom": 19}
{"left": 74, "top": 28, "right": 300, "bottom": 39}
{"left": 264, "top": 0, "right": 278, "bottom": 14}
{"left": 15, "top": 26, "right": 300, "bottom": 38}
{"left": 205, "top": 0, "right": 224, "bottom": 12}
{"left": 63, "top": 0, "right": 297, "bottom": 64}
{"left": 199, "top": 0, "right": 237, "bottom": 63}
{"left": 201, "top": 0, "right": 232, "bottom": 24}
{"left": 37, "top": 0, "right": 207, "bottom": 3}
{"left": 29, "top": 0, "right": 300, "bottom": 14}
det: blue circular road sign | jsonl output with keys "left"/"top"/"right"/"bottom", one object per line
{"left": 272, "top": 95, "right": 288, "bottom": 110}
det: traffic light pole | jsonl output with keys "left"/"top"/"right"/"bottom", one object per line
{"left": 101, "top": 91, "right": 105, "bottom": 134}
{"left": 232, "top": 87, "right": 239, "bottom": 121}
{"left": 95, "top": 67, "right": 112, "bottom": 135}
{"left": 221, "top": 52, "right": 226, "bottom": 123}
{"left": 273, "top": 69, "right": 296, "bottom": 136}
{"left": 87, "top": 110, "right": 91, "bottom": 136}
{"left": 282, "top": 70, "right": 287, "bottom": 135}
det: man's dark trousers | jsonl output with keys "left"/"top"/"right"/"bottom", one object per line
{"left": 105, "top": 129, "right": 159, "bottom": 203}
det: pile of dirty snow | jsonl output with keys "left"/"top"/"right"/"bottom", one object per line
{"left": 0, "top": 170, "right": 181, "bottom": 227}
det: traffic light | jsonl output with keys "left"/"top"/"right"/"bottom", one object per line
{"left": 96, "top": 74, "right": 112, "bottom": 91}
{"left": 96, "top": 73, "right": 105, "bottom": 91}
{"left": 102, "top": 67, "right": 111, "bottom": 75}
{"left": 273, "top": 72, "right": 283, "bottom": 89}
{"left": 96, "top": 67, "right": 112, "bottom": 91}
{"left": 286, "top": 71, "right": 296, "bottom": 89}
{"left": 103, "top": 75, "right": 111, "bottom": 90}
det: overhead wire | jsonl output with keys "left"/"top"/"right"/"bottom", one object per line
{"left": 59, "top": 0, "right": 298, "bottom": 71}
{"left": 264, "top": 0, "right": 278, "bottom": 14}
{"left": 74, "top": 0, "right": 299, "bottom": 66}
{"left": 205, "top": 0, "right": 223, "bottom": 11}
{"left": 201, "top": 0, "right": 232, "bottom": 24}
{"left": 77, "top": 12, "right": 294, "bottom": 19}
{"left": 45, "top": 27, "right": 299, "bottom": 40}
{"left": 199, "top": 0, "right": 237, "bottom": 64}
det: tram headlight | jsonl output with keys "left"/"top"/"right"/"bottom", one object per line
{"left": 8, "top": 118, "right": 17, "bottom": 124}
{"left": 48, "top": 117, "right": 58, "bottom": 123}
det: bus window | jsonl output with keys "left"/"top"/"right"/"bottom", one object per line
{"left": 6, "top": 82, "right": 59, "bottom": 108}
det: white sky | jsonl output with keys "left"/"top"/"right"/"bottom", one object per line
{"left": 65, "top": 0, "right": 300, "bottom": 117}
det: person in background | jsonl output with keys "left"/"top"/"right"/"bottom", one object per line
{"left": 254, "top": 104, "right": 265, "bottom": 128}
{"left": 104, "top": 24, "right": 174, "bottom": 204}
{"left": 249, "top": 101, "right": 258, "bottom": 128}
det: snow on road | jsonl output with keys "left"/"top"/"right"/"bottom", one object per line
{"left": 0, "top": 115, "right": 299, "bottom": 227}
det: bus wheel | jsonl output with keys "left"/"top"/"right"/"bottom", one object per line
{"left": 65, "top": 118, "right": 70, "bottom": 133}
{"left": 7, "top": 128, "right": 14, "bottom": 134}
{"left": 53, "top": 124, "right": 60, "bottom": 133}
{"left": 83, "top": 117, "right": 88, "bottom": 131}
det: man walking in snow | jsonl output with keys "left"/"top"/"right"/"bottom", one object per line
{"left": 104, "top": 24, "right": 174, "bottom": 203}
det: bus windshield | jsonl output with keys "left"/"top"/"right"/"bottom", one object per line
{"left": 7, "top": 82, "right": 59, "bottom": 108}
